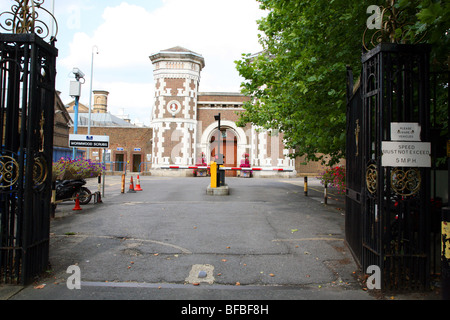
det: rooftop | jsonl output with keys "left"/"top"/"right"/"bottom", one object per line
{"left": 149, "top": 46, "right": 205, "bottom": 69}
{"left": 69, "top": 113, "right": 143, "bottom": 128}
{"left": 161, "top": 46, "right": 202, "bottom": 56}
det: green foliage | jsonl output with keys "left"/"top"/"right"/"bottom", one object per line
{"left": 235, "top": 0, "right": 449, "bottom": 166}
{"left": 396, "top": 0, "right": 449, "bottom": 70}
{"left": 236, "top": 0, "right": 379, "bottom": 166}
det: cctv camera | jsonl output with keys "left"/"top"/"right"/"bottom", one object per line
{"left": 72, "top": 68, "right": 85, "bottom": 80}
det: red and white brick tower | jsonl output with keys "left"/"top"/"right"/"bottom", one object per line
{"left": 149, "top": 47, "right": 205, "bottom": 168}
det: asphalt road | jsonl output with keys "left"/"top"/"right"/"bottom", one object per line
{"left": 4, "top": 175, "right": 378, "bottom": 305}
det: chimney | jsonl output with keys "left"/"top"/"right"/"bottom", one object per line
{"left": 93, "top": 90, "right": 109, "bottom": 113}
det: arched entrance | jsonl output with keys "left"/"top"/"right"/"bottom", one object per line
{"left": 210, "top": 127, "right": 238, "bottom": 177}
{"left": 200, "top": 120, "right": 249, "bottom": 177}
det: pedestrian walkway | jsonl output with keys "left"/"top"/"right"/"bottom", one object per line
{"left": 0, "top": 176, "right": 440, "bottom": 302}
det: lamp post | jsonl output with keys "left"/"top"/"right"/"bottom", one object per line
{"left": 50, "top": 0, "right": 55, "bottom": 39}
{"left": 214, "top": 113, "right": 224, "bottom": 187}
{"left": 214, "top": 113, "right": 222, "bottom": 164}
{"left": 87, "top": 45, "right": 99, "bottom": 137}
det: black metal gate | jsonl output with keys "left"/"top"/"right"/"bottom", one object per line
{"left": 346, "top": 43, "right": 434, "bottom": 291}
{"left": 345, "top": 67, "right": 364, "bottom": 268}
{"left": 0, "top": 33, "right": 57, "bottom": 284}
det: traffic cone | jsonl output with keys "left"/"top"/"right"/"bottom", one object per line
{"left": 134, "top": 175, "right": 143, "bottom": 191}
{"left": 127, "top": 176, "right": 136, "bottom": 193}
{"left": 73, "top": 194, "right": 82, "bottom": 211}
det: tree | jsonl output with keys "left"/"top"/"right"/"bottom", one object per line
{"left": 397, "top": 0, "right": 449, "bottom": 70}
{"left": 235, "top": 0, "right": 449, "bottom": 166}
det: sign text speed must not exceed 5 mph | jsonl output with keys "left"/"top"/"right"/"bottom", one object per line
{"left": 382, "top": 141, "right": 431, "bottom": 168}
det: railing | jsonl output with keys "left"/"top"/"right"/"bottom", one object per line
{"left": 104, "top": 161, "right": 127, "bottom": 173}
{"left": 104, "top": 162, "right": 153, "bottom": 173}
{"left": 139, "top": 162, "right": 152, "bottom": 173}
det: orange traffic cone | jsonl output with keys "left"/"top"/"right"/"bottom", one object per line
{"left": 135, "top": 175, "right": 143, "bottom": 191}
{"left": 127, "top": 176, "right": 136, "bottom": 193}
{"left": 73, "top": 194, "right": 82, "bottom": 211}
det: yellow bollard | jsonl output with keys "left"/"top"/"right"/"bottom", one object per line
{"left": 304, "top": 176, "right": 308, "bottom": 196}
{"left": 210, "top": 162, "right": 218, "bottom": 189}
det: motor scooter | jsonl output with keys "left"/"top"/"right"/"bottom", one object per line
{"left": 54, "top": 179, "right": 92, "bottom": 205}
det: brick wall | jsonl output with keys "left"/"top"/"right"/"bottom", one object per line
{"left": 70, "top": 126, "right": 153, "bottom": 172}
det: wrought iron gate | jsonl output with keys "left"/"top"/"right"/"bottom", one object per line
{"left": 345, "top": 67, "right": 363, "bottom": 267}
{"left": 0, "top": 33, "right": 57, "bottom": 284}
{"left": 346, "top": 43, "right": 433, "bottom": 291}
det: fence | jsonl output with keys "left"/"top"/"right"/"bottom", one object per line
{"left": 104, "top": 162, "right": 153, "bottom": 173}
{"left": 0, "top": 33, "right": 58, "bottom": 284}
{"left": 345, "top": 43, "right": 439, "bottom": 292}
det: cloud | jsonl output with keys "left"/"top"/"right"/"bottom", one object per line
{"left": 57, "top": 0, "right": 265, "bottom": 125}
{"left": 102, "top": 81, "right": 154, "bottom": 124}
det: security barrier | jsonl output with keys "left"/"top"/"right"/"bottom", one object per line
{"left": 161, "top": 165, "right": 294, "bottom": 172}
{"left": 161, "top": 163, "right": 294, "bottom": 189}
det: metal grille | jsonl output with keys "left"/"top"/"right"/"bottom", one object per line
{"left": 346, "top": 43, "right": 433, "bottom": 291}
{"left": 0, "top": 33, "right": 57, "bottom": 284}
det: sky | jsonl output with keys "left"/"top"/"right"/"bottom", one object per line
{"left": 0, "top": 0, "right": 266, "bottom": 126}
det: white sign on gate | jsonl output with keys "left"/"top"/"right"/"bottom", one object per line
{"left": 382, "top": 141, "right": 431, "bottom": 167}
{"left": 391, "top": 122, "right": 421, "bottom": 142}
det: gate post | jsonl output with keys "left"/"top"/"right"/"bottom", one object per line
{"left": 0, "top": 1, "right": 58, "bottom": 285}
{"left": 359, "top": 43, "right": 432, "bottom": 292}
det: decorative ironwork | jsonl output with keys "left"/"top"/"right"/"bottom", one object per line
{"left": 39, "top": 111, "right": 45, "bottom": 152}
{"left": 355, "top": 119, "right": 360, "bottom": 157}
{"left": 1, "top": 32, "right": 57, "bottom": 284}
{"left": 347, "top": 43, "right": 432, "bottom": 291}
{"left": 363, "top": 0, "right": 427, "bottom": 51}
{"left": 366, "top": 164, "right": 378, "bottom": 194}
{"left": 33, "top": 154, "right": 48, "bottom": 187}
{"left": 390, "top": 168, "right": 421, "bottom": 196}
{"left": 0, "top": 0, "right": 58, "bottom": 42}
{"left": 0, "top": 154, "right": 20, "bottom": 188}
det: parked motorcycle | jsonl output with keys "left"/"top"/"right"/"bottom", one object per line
{"left": 54, "top": 179, "right": 92, "bottom": 205}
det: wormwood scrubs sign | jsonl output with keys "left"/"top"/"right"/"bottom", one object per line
{"left": 69, "top": 135, "right": 110, "bottom": 148}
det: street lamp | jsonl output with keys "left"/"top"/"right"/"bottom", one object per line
{"left": 87, "top": 45, "right": 99, "bottom": 137}
{"left": 214, "top": 113, "right": 225, "bottom": 187}
{"left": 214, "top": 113, "right": 223, "bottom": 165}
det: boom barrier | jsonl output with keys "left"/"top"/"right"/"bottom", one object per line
{"left": 161, "top": 163, "right": 294, "bottom": 191}
{"left": 161, "top": 165, "right": 294, "bottom": 172}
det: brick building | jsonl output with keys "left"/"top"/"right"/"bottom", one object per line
{"left": 64, "top": 46, "right": 327, "bottom": 177}
{"left": 149, "top": 46, "right": 296, "bottom": 177}
{"left": 68, "top": 91, "right": 152, "bottom": 173}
